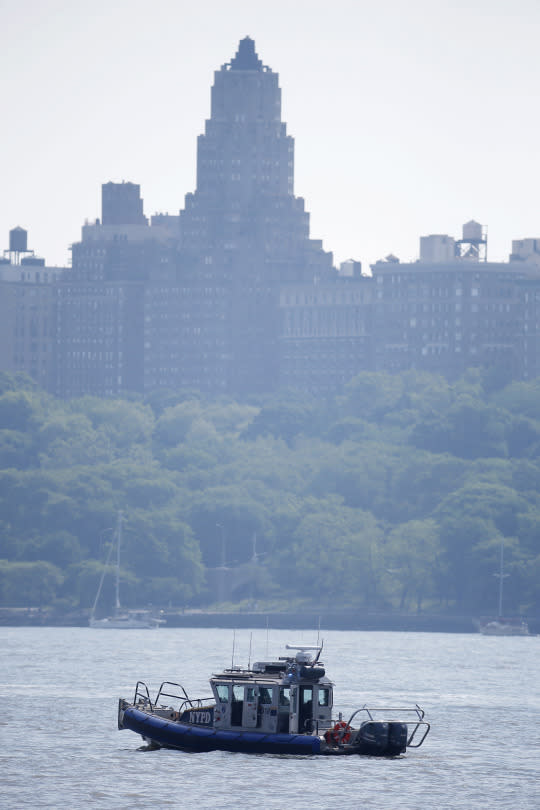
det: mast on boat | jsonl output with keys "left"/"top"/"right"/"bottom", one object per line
{"left": 115, "top": 510, "right": 123, "bottom": 613}
{"left": 90, "top": 510, "right": 123, "bottom": 621}
{"left": 494, "top": 539, "right": 509, "bottom": 618}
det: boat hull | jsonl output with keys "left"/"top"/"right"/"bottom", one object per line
{"left": 118, "top": 703, "right": 409, "bottom": 756}
{"left": 90, "top": 618, "right": 158, "bottom": 629}
{"left": 476, "top": 618, "right": 529, "bottom": 636}
{"left": 119, "top": 704, "right": 321, "bottom": 755}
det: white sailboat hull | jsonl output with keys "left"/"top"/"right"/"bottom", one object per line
{"left": 90, "top": 613, "right": 160, "bottom": 629}
{"left": 478, "top": 619, "right": 529, "bottom": 636}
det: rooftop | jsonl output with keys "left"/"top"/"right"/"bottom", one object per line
{"left": 229, "top": 37, "right": 266, "bottom": 71}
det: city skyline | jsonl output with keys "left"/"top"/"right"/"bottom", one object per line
{"left": 2, "top": 0, "right": 540, "bottom": 270}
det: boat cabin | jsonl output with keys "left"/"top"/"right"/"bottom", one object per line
{"left": 210, "top": 645, "right": 333, "bottom": 735}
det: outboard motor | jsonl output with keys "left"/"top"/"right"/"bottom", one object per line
{"left": 355, "top": 721, "right": 407, "bottom": 756}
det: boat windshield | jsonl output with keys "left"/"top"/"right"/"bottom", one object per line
{"left": 259, "top": 687, "right": 272, "bottom": 704}
{"left": 279, "top": 687, "right": 290, "bottom": 707}
{"left": 318, "top": 687, "right": 330, "bottom": 707}
{"left": 216, "top": 684, "right": 229, "bottom": 702}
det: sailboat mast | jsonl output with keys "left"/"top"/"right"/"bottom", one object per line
{"left": 115, "top": 510, "right": 123, "bottom": 611}
{"left": 498, "top": 540, "right": 504, "bottom": 618}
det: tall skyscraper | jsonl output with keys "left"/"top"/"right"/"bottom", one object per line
{"left": 177, "top": 37, "right": 334, "bottom": 396}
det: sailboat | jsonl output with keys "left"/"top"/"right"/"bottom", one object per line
{"left": 89, "top": 511, "right": 164, "bottom": 629}
{"left": 477, "top": 540, "right": 529, "bottom": 636}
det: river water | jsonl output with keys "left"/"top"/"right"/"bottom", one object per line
{"left": 2, "top": 627, "right": 539, "bottom": 809}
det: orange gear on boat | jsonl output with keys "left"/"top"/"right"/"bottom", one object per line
{"left": 326, "top": 720, "right": 351, "bottom": 745}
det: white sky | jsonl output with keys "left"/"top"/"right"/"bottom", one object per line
{"left": 1, "top": 0, "right": 539, "bottom": 269}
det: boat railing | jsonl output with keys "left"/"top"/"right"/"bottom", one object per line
{"left": 299, "top": 717, "right": 333, "bottom": 735}
{"left": 154, "top": 681, "right": 192, "bottom": 708}
{"left": 344, "top": 704, "right": 430, "bottom": 748}
{"left": 153, "top": 682, "right": 214, "bottom": 713}
{"left": 133, "top": 680, "right": 153, "bottom": 709}
{"left": 176, "top": 697, "right": 214, "bottom": 713}
{"left": 132, "top": 681, "right": 213, "bottom": 714}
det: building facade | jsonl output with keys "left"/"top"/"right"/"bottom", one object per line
{"left": 175, "top": 37, "right": 335, "bottom": 397}
{"left": 56, "top": 184, "right": 179, "bottom": 398}
{"left": 0, "top": 229, "right": 65, "bottom": 391}
{"left": 371, "top": 224, "right": 540, "bottom": 382}
{"left": 4, "top": 43, "right": 540, "bottom": 400}
{"left": 278, "top": 267, "right": 374, "bottom": 394}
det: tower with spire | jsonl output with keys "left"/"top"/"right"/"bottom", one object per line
{"left": 177, "top": 37, "right": 334, "bottom": 396}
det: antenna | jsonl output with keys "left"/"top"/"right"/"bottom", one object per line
{"left": 266, "top": 615, "right": 269, "bottom": 657}
{"left": 313, "top": 640, "right": 324, "bottom": 666}
{"left": 115, "top": 510, "right": 123, "bottom": 611}
{"left": 231, "top": 629, "right": 236, "bottom": 669}
{"left": 248, "top": 632, "right": 253, "bottom": 670}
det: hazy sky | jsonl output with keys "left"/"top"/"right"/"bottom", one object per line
{"left": 2, "top": 0, "right": 539, "bottom": 269}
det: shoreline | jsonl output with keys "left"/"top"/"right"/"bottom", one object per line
{"left": 3, "top": 607, "right": 537, "bottom": 633}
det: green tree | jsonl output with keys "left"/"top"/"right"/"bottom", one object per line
{"left": 492, "top": 379, "right": 540, "bottom": 421}
{"left": 343, "top": 372, "right": 405, "bottom": 421}
{"left": 411, "top": 401, "right": 508, "bottom": 459}
{"left": 0, "top": 429, "right": 36, "bottom": 469}
{"left": 287, "top": 500, "right": 383, "bottom": 604}
{"left": 505, "top": 416, "right": 540, "bottom": 458}
{"left": 242, "top": 402, "right": 318, "bottom": 446}
{"left": 154, "top": 401, "right": 202, "bottom": 447}
{"left": 383, "top": 519, "right": 442, "bottom": 612}
{"left": 0, "top": 391, "right": 38, "bottom": 432}
{"left": 0, "top": 560, "right": 63, "bottom": 606}
{"left": 436, "top": 513, "right": 496, "bottom": 609}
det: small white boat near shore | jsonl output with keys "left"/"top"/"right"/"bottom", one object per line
{"left": 476, "top": 617, "right": 529, "bottom": 636}
{"left": 90, "top": 609, "right": 163, "bottom": 629}
{"left": 475, "top": 541, "right": 529, "bottom": 636}
{"left": 90, "top": 511, "right": 164, "bottom": 629}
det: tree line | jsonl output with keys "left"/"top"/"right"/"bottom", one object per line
{"left": 0, "top": 368, "right": 539, "bottom": 616}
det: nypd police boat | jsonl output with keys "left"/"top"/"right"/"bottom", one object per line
{"left": 118, "top": 643, "right": 430, "bottom": 756}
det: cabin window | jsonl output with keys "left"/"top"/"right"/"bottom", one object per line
{"left": 259, "top": 686, "right": 273, "bottom": 704}
{"left": 245, "top": 686, "right": 256, "bottom": 702}
{"left": 232, "top": 685, "right": 244, "bottom": 702}
{"left": 279, "top": 687, "right": 290, "bottom": 707}
{"left": 216, "top": 684, "right": 229, "bottom": 703}
{"left": 318, "top": 687, "right": 330, "bottom": 707}
{"left": 278, "top": 686, "right": 291, "bottom": 732}
{"left": 301, "top": 686, "right": 313, "bottom": 707}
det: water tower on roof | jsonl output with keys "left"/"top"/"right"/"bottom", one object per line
{"left": 455, "top": 220, "right": 487, "bottom": 261}
{"left": 3, "top": 226, "right": 35, "bottom": 265}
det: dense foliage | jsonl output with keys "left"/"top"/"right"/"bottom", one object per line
{"left": 1, "top": 369, "right": 539, "bottom": 616}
